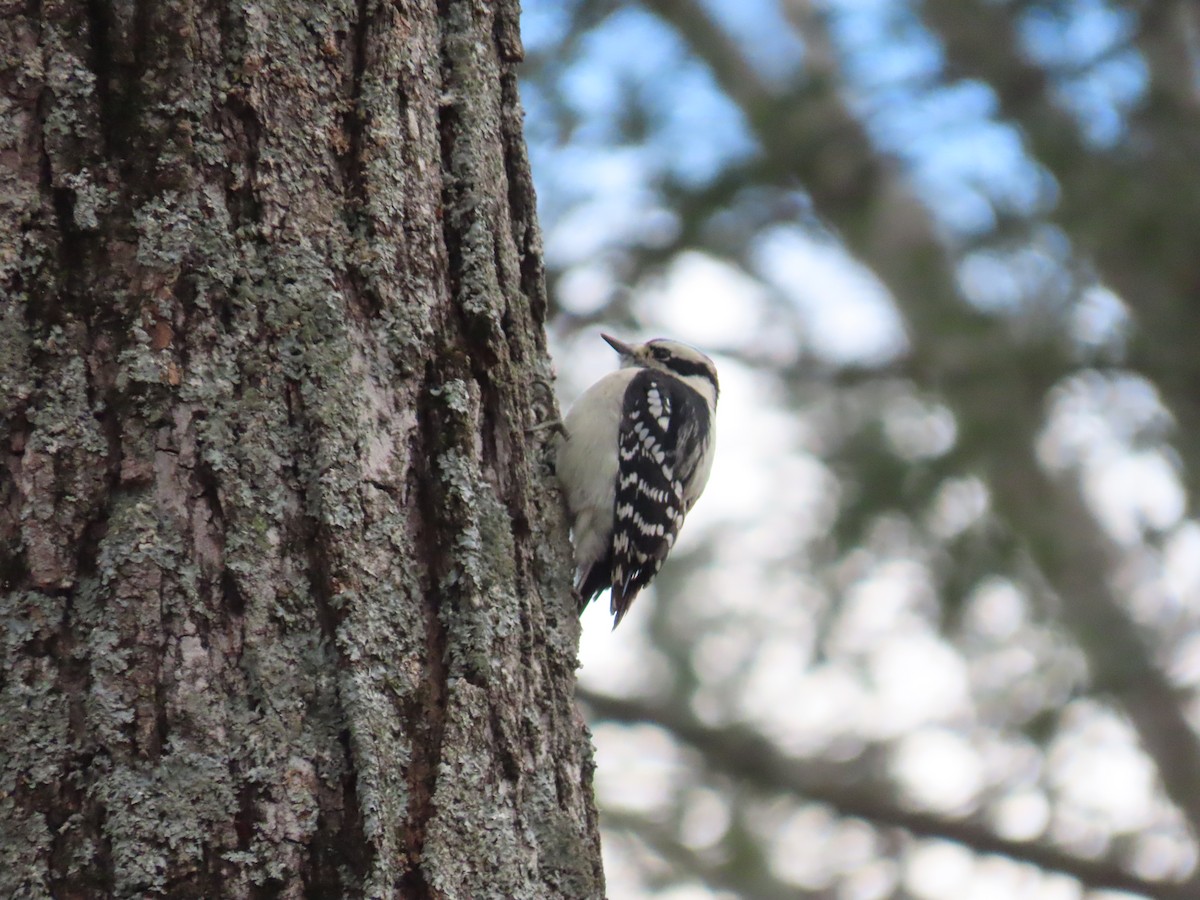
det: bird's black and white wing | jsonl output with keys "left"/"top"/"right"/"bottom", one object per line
{"left": 608, "top": 369, "right": 712, "bottom": 625}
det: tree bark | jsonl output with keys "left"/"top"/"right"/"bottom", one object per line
{"left": 0, "top": 1, "right": 602, "bottom": 897}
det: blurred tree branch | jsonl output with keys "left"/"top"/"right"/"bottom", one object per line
{"left": 924, "top": 0, "right": 1200, "bottom": 503}
{"left": 581, "top": 689, "right": 1194, "bottom": 899}
{"left": 637, "top": 0, "right": 1200, "bottom": 851}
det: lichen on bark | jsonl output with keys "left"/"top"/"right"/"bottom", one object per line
{"left": 0, "top": 0, "right": 601, "bottom": 896}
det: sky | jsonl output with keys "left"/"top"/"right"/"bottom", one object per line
{"left": 521, "top": 0, "right": 1193, "bottom": 897}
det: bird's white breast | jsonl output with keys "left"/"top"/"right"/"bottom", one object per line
{"left": 557, "top": 368, "right": 639, "bottom": 568}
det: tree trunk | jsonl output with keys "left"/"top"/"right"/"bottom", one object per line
{"left": 0, "top": 1, "right": 602, "bottom": 897}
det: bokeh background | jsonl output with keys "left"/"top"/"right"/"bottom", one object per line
{"left": 521, "top": 1, "right": 1200, "bottom": 897}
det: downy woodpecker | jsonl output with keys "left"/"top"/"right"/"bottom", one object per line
{"left": 557, "top": 334, "right": 718, "bottom": 627}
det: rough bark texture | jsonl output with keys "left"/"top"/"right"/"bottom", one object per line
{"left": 0, "top": 1, "right": 603, "bottom": 897}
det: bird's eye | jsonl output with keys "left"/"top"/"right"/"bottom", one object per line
{"left": 651, "top": 346, "right": 669, "bottom": 360}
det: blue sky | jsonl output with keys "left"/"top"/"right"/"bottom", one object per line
{"left": 521, "top": 3, "right": 1191, "bottom": 897}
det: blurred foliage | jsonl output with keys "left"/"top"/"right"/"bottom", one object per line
{"left": 524, "top": 0, "right": 1200, "bottom": 897}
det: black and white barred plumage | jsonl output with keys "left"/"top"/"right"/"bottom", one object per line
{"left": 557, "top": 334, "right": 718, "bottom": 627}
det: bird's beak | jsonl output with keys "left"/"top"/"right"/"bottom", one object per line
{"left": 601, "top": 333, "right": 635, "bottom": 358}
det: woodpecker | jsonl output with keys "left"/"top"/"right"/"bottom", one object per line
{"left": 557, "top": 334, "right": 718, "bottom": 627}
